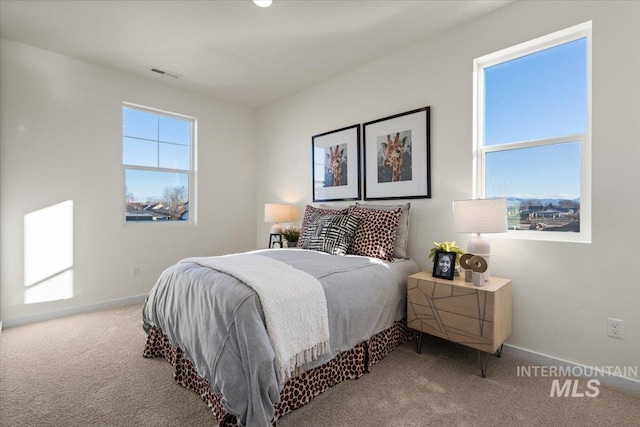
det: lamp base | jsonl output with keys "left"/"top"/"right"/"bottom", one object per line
{"left": 270, "top": 223, "right": 283, "bottom": 234}
{"left": 467, "top": 234, "right": 491, "bottom": 282}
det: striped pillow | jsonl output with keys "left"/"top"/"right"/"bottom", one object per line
{"left": 302, "top": 213, "right": 360, "bottom": 256}
{"left": 297, "top": 205, "right": 349, "bottom": 248}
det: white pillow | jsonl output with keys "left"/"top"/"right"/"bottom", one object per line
{"left": 355, "top": 202, "right": 410, "bottom": 258}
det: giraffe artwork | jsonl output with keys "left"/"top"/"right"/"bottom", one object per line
{"left": 325, "top": 144, "right": 347, "bottom": 187}
{"left": 312, "top": 124, "right": 360, "bottom": 202}
{"left": 378, "top": 131, "right": 412, "bottom": 183}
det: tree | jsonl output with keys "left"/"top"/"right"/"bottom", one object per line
{"left": 162, "top": 186, "right": 188, "bottom": 219}
{"left": 125, "top": 186, "right": 135, "bottom": 206}
{"left": 558, "top": 199, "right": 578, "bottom": 209}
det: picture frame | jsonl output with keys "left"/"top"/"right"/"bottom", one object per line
{"left": 269, "top": 233, "right": 283, "bottom": 249}
{"left": 432, "top": 250, "right": 456, "bottom": 280}
{"left": 363, "top": 107, "right": 431, "bottom": 200}
{"left": 312, "top": 124, "right": 361, "bottom": 202}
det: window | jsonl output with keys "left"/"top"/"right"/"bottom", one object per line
{"left": 122, "top": 103, "right": 196, "bottom": 223}
{"left": 473, "top": 22, "right": 591, "bottom": 242}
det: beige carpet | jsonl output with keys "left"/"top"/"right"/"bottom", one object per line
{"left": 1, "top": 304, "right": 639, "bottom": 427}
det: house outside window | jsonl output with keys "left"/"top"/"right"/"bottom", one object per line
{"left": 122, "top": 103, "right": 196, "bottom": 224}
{"left": 473, "top": 21, "right": 591, "bottom": 242}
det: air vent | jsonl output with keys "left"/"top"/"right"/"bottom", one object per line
{"left": 150, "top": 67, "right": 181, "bottom": 79}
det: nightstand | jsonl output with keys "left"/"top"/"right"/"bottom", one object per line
{"left": 407, "top": 271, "right": 512, "bottom": 377}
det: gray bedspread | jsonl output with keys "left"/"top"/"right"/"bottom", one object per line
{"left": 142, "top": 248, "right": 419, "bottom": 427}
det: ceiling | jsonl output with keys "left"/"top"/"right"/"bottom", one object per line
{"left": 0, "top": 0, "right": 514, "bottom": 108}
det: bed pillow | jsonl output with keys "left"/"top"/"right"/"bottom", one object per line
{"left": 297, "top": 205, "right": 349, "bottom": 248}
{"left": 347, "top": 205, "right": 402, "bottom": 261}
{"left": 302, "top": 213, "right": 360, "bottom": 256}
{"left": 318, "top": 204, "right": 350, "bottom": 209}
{"left": 355, "top": 202, "right": 410, "bottom": 258}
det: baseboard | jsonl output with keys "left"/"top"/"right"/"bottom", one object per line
{"left": 503, "top": 343, "right": 640, "bottom": 396}
{"left": 1, "top": 294, "right": 147, "bottom": 329}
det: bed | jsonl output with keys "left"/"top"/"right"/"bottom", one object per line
{"left": 142, "top": 204, "right": 419, "bottom": 427}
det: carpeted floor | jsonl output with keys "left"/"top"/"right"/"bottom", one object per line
{"left": 1, "top": 304, "right": 639, "bottom": 427}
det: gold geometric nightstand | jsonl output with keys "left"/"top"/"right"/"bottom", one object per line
{"left": 407, "top": 271, "right": 512, "bottom": 377}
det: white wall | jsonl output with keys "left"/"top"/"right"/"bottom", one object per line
{"left": 0, "top": 39, "right": 258, "bottom": 325}
{"left": 255, "top": 1, "right": 640, "bottom": 380}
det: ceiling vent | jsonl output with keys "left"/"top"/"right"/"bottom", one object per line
{"left": 150, "top": 67, "right": 181, "bottom": 79}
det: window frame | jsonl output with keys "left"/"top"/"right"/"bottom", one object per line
{"left": 472, "top": 21, "right": 592, "bottom": 243}
{"left": 122, "top": 102, "right": 197, "bottom": 226}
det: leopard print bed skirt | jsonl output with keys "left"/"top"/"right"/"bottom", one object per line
{"left": 143, "top": 320, "right": 414, "bottom": 426}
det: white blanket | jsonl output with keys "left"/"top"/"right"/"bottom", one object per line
{"left": 180, "top": 253, "right": 330, "bottom": 381}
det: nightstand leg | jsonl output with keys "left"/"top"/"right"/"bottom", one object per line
{"left": 477, "top": 345, "right": 503, "bottom": 377}
{"left": 477, "top": 350, "right": 490, "bottom": 378}
{"left": 416, "top": 332, "right": 423, "bottom": 354}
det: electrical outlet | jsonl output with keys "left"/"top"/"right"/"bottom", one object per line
{"left": 607, "top": 318, "right": 624, "bottom": 339}
{"left": 131, "top": 266, "right": 140, "bottom": 278}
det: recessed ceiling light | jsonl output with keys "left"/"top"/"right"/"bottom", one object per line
{"left": 253, "top": 0, "right": 272, "bottom": 7}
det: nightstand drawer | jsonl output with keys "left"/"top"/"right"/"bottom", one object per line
{"left": 407, "top": 271, "right": 511, "bottom": 354}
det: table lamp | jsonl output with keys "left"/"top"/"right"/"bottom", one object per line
{"left": 453, "top": 199, "right": 507, "bottom": 281}
{"left": 264, "top": 203, "right": 292, "bottom": 234}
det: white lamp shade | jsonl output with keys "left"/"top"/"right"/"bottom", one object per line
{"left": 264, "top": 203, "right": 292, "bottom": 224}
{"left": 453, "top": 199, "right": 508, "bottom": 234}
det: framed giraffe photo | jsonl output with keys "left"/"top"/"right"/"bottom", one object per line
{"left": 311, "top": 124, "right": 361, "bottom": 202}
{"left": 363, "top": 106, "right": 431, "bottom": 200}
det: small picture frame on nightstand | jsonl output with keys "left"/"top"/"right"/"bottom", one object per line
{"left": 432, "top": 250, "right": 455, "bottom": 280}
{"left": 269, "top": 233, "right": 283, "bottom": 248}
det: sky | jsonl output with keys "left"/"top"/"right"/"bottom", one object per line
{"left": 122, "top": 108, "right": 192, "bottom": 202}
{"left": 483, "top": 37, "right": 587, "bottom": 200}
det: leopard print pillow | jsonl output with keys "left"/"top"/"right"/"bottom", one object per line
{"left": 347, "top": 205, "right": 401, "bottom": 261}
{"left": 355, "top": 202, "right": 410, "bottom": 259}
